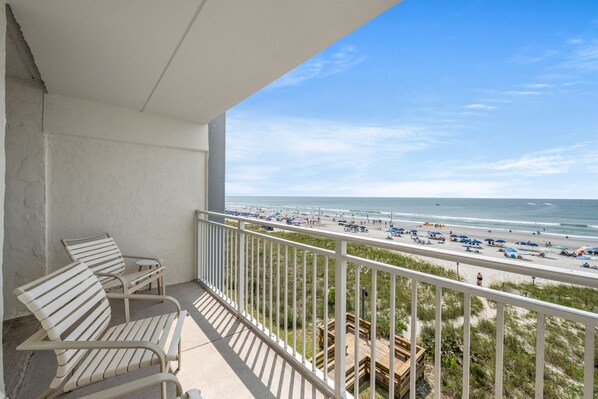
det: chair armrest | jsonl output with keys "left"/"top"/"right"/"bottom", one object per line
{"left": 123, "top": 255, "right": 164, "bottom": 267}
{"left": 95, "top": 272, "right": 127, "bottom": 287}
{"left": 17, "top": 335, "right": 167, "bottom": 368}
{"left": 106, "top": 293, "right": 181, "bottom": 312}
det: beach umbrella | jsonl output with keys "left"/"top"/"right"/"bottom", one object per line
{"left": 577, "top": 256, "right": 590, "bottom": 260}
{"left": 459, "top": 235, "right": 468, "bottom": 239}
{"left": 495, "top": 239, "right": 506, "bottom": 243}
{"left": 484, "top": 238, "right": 494, "bottom": 242}
{"left": 450, "top": 234, "right": 458, "bottom": 237}
{"left": 528, "top": 242, "right": 539, "bottom": 247}
{"left": 576, "top": 246, "right": 591, "bottom": 253}
{"left": 471, "top": 239, "right": 482, "bottom": 244}
{"left": 555, "top": 245, "right": 568, "bottom": 250}
{"left": 515, "top": 241, "right": 528, "bottom": 245}
{"left": 471, "top": 245, "right": 483, "bottom": 249}
{"left": 410, "top": 229, "right": 417, "bottom": 233}
{"left": 504, "top": 248, "right": 517, "bottom": 253}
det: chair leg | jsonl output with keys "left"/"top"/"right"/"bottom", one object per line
{"left": 124, "top": 287, "right": 131, "bottom": 323}
{"left": 157, "top": 273, "right": 162, "bottom": 295}
{"left": 161, "top": 276, "right": 166, "bottom": 302}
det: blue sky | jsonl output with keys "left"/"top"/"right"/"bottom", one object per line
{"left": 226, "top": 0, "right": 598, "bottom": 199}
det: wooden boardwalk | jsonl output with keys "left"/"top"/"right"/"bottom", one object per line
{"left": 315, "top": 314, "right": 425, "bottom": 398}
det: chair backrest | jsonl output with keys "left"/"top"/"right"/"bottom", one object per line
{"left": 61, "top": 233, "right": 126, "bottom": 287}
{"left": 14, "top": 262, "right": 112, "bottom": 389}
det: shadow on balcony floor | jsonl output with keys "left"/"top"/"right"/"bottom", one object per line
{"left": 3, "top": 282, "right": 330, "bottom": 399}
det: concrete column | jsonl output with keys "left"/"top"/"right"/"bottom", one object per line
{"left": 207, "top": 113, "right": 225, "bottom": 222}
{"left": 0, "top": 2, "right": 7, "bottom": 395}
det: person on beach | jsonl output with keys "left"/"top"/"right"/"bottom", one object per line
{"left": 477, "top": 272, "right": 483, "bottom": 287}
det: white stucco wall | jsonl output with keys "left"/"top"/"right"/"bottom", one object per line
{"left": 3, "top": 78, "right": 46, "bottom": 320}
{"left": 46, "top": 96, "right": 207, "bottom": 285}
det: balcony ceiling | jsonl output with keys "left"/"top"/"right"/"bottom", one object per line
{"left": 8, "top": 0, "right": 400, "bottom": 124}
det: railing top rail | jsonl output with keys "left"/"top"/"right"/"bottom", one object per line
{"left": 196, "top": 210, "right": 598, "bottom": 289}
{"left": 344, "top": 254, "right": 598, "bottom": 326}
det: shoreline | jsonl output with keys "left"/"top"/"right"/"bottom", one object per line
{"left": 226, "top": 202, "right": 598, "bottom": 239}
{"left": 226, "top": 204, "right": 598, "bottom": 287}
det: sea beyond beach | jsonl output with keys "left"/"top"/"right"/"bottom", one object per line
{"left": 227, "top": 196, "right": 598, "bottom": 239}
{"left": 226, "top": 196, "right": 598, "bottom": 286}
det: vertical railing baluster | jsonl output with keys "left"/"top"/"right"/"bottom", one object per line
{"left": 293, "top": 247, "right": 297, "bottom": 356}
{"left": 535, "top": 313, "right": 545, "bottom": 399}
{"left": 370, "top": 268, "right": 377, "bottom": 399}
{"left": 312, "top": 254, "right": 317, "bottom": 372}
{"left": 269, "top": 241, "right": 273, "bottom": 335}
{"left": 263, "top": 240, "right": 267, "bottom": 330}
{"left": 354, "top": 264, "right": 360, "bottom": 399}
{"left": 257, "top": 238, "right": 261, "bottom": 325}
{"left": 334, "top": 239, "right": 347, "bottom": 399}
{"left": 285, "top": 245, "right": 289, "bottom": 349}
{"left": 583, "top": 325, "right": 595, "bottom": 399}
{"left": 251, "top": 237, "right": 255, "bottom": 321}
{"left": 302, "top": 250, "right": 307, "bottom": 365}
{"left": 434, "top": 286, "right": 442, "bottom": 399}
{"left": 462, "top": 293, "right": 471, "bottom": 399}
{"left": 389, "top": 274, "right": 396, "bottom": 399}
{"left": 323, "top": 256, "right": 329, "bottom": 382}
{"left": 224, "top": 229, "right": 228, "bottom": 299}
{"left": 238, "top": 222, "right": 245, "bottom": 315}
{"left": 277, "top": 243, "right": 281, "bottom": 342}
{"left": 495, "top": 302, "right": 505, "bottom": 399}
{"left": 410, "top": 280, "right": 418, "bottom": 399}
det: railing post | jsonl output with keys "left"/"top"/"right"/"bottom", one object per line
{"left": 334, "top": 239, "right": 347, "bottom": 399}
{"left": 196, "top": 211, "right": 201, "bottom": 281}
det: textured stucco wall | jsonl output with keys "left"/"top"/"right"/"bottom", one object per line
{"left": 0, "top": 0, "right": 7, "bottom": 393}
{"left": 3, "top": 78, "right": 46, "bottom": 320}
{"left": 48, "top": 135, "right": 206, "bottom": 284}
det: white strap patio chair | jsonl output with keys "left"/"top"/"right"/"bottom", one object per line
{"left": 61, "top": 233, "right": 165, "bottom": 322}
{"left": 14, "top": 262, "right": 187, "bottom": 399}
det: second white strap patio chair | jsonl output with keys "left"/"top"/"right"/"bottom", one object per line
{"left": 62, "top": 233, "right": 165, "bottom": 322}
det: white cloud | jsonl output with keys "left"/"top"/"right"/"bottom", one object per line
{"left": 226, "top": 114, "right": 452, "bottom": 195}
{"left": 519, "top": 83, "right": 553, "bottom": 89}
{"left": 504, "top": 90, "right": 544, "bottom": 96}
{"left": 449, "top": 144, "right": 598, "bottom": 177}
{"left": 562, "top": 41, "right": 598, "bottom": 72}
{"left": 268, "top": 45, "right": 366, "bottom": 88}
{"left": 464, "top": 103, "right": 495, "bottom": 110}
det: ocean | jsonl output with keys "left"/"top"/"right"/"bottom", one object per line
{"left": 226, "top": 196, "right": 598, "bottom": 239}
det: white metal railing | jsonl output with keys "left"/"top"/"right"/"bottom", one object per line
{"left": 196, "top": 210, "right": 598, "bottom": 399}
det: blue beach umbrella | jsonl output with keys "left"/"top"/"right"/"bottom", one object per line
{"left": 495, "top": 239, "right": 506, "bottom": 243}
{"left": 410, "top": 229, "right": 418, "bottom": 233}
{"left": 555, "top": 245, "right": 568, "bottom": 250}
{"left": 484, "top": 238, "right": 494, "bottom": 242}
{"left": 450, "top": 234, "right": 458, "bottom": 237}
{"left": 471, "top": 245, "right": 483, "bottom": 249}
{"left": 459, "top": 235, "right": 468, "bottom": 239}
{"left": 505, "top": 248, "right": 517, "bottom": 253}
{"left": 515, "top": 241, "right": 528, "bottom": 245}
{"left": 471, "top": 239, "right": 483, "bottom": 244}
{"left": 528, "top": 242, "right": 539, "bottom": 247}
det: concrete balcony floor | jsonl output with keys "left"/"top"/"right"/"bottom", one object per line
{"left": 3, "top": 282, "right": 330, "bottom": 399}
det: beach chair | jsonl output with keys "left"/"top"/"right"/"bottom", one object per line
{"left": 62, "top": 233, "right": 165, "bottom": 322}
{"left": 14, "top": 262, "right": 187, "bottom": 399}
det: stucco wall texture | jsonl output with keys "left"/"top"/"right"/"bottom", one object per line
{"left": 3, "top": 78, "right": 46, "bottom": 319}
{"left": 48, "top": 135, "right": 206, "bottom": 286}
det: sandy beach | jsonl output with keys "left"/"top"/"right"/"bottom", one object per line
{"left": 227, "top": 205, "right": 598, "bottom": 287}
